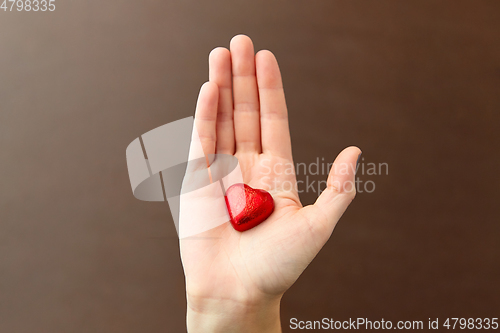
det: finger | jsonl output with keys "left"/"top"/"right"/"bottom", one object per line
{"left": 308, "top": 146, "right": 362, "bottom": 235}
{"left": 194, "top": 82, "right": 219, "bottom": 157}
{"left": 230, "top": 34, "right": 261, "bottom": 153}
{"left": 255, "top": 50, "right": 292, "bottom": 159}
{"left": 209, "top": 47, "right": 235, "bottom": 155}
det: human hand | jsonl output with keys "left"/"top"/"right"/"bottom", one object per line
{"left": 180, "top": 35, "right": 361, "bottom": 332}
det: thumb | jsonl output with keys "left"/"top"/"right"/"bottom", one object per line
{"left": 309, "top": 146, "right": 361, "bottom": 234}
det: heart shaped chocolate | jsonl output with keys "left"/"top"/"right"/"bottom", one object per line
{"left": 224, "top": 183, "right": 275, "bottom": 232}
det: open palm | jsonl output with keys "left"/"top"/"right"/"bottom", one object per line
{"left": 180, "top": 35, "right": 360, "bottom": 313}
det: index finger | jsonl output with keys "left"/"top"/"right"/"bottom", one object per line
{"left": 255, "top": 50, "right": 292, "bottom": 160}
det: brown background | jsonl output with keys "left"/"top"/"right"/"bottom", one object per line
{"left": 1, "top": 1, "right": 499, "bottom": 332}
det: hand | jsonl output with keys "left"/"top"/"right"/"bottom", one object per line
{"left": 180, "top": 35, "right": 361, "bottom": 332}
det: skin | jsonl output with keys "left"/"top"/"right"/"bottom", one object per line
{"left": 180, "top": 35, "right": 361, "bottom": 333}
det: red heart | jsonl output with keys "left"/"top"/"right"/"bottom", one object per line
{"left": 224, "top": 183, "right": 275, "bottom": 232}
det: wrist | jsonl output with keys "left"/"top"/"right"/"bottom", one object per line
{"left": 186, "top": 294, "right": 282, "bottom": 333}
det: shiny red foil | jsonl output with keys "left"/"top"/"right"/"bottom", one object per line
{"left": 224, "top": 183, "right": 275, "bottom": 232}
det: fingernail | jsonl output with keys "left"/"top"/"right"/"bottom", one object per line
{"left": 356, "top": 152, "right": 362, "bottom": 170}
